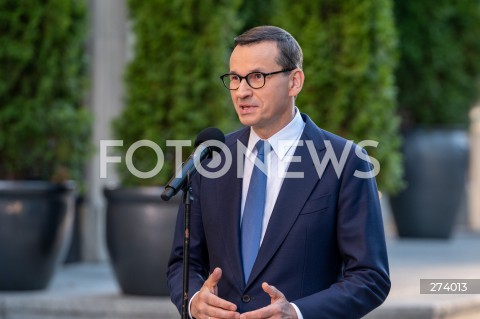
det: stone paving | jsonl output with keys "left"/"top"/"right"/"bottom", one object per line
{"left": 1, "top": 231, "right": 480, "bottom": 319}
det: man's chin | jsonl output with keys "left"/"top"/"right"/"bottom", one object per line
{"left": 237, "top": 115, "right": 257, "bottom": 128}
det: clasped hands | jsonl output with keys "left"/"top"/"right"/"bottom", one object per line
{"left": 191, "top": 267, "right": 298, "bottom": 319}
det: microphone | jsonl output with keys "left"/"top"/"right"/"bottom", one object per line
{"left": 161, "top": 127, "right": 225, "bottom": 201}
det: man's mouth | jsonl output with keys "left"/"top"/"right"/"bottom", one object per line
{"left": 239, "top": 104, "right": 256, "bottom": 110}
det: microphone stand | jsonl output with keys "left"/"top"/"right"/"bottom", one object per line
{"left": 181, "top": 172, "right": 193, "bottom": 319}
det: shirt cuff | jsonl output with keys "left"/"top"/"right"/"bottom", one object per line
{"left": 291, "top": 302, "right": 304, "bottom": 319}
{"left": 188, "top": 291, "right": 200, "bottom": 319}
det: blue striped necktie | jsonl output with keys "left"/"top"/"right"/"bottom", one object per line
{"left": 241, "top": 140, "right": 270, "bottom": 283}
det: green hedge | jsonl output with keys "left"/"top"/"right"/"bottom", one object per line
{"left": 395, "top": 0, "right": 480, "bottom": 127}
{"left": 270, "top": 0, "right": 402, "bottom": 193}
{"left": 113, "top": 0, "right": 240, "bottom": 186}
{"left": 0, "top": 0, "right": 91, "bottom": 183}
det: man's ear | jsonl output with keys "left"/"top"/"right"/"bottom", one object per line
{"left": 288, "top": 68, "right": 304, "bottom": 97}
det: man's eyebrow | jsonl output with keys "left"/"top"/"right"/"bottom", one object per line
{"left": 229, "top": 68, "right": 265, "bottom": 75}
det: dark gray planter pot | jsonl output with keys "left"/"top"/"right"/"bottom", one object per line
{"left": 0, "top": 181, "right": 75, "bottom": 290}
{"left": 390, "top": 129, "right": 469, "bottom": 238}
{"left": 104, "top": 186, "right": 180, "bottom": 296}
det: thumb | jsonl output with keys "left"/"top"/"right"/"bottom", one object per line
{"left": 262, "top": 282, "right": 285, "bottom": 302}
{"left": 205, "top": 267, "right": 222, "bottom": 293}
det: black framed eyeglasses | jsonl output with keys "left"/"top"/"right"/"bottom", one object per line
{"left": 220, "top": 69, "right": 295, "bottom": 90}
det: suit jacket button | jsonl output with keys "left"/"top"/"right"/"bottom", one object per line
{"left": 242, "top": 295, "right": 251, "bottom": 303}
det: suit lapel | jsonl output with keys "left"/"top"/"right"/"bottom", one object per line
{"left": 246, "top": 117, "right": 327, "bottom": 287}
{"left": 217, "top": 128, "right": 249, "bottom": 291}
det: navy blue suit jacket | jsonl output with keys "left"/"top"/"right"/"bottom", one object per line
{"left": 167, "top": 114, "right": 390, "bottom": 318}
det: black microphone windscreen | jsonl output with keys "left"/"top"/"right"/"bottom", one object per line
{"left": 194, "top": 127, "right": 225, "bottom": 147}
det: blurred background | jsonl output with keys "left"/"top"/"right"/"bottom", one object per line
{"left": 1, "top": 0, "right": 480, "bottom": 318}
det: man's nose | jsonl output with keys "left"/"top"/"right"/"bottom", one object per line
{"left": 235, "top": 79, "right": 252, "bottom": 98}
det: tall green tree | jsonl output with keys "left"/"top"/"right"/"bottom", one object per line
{"left": 269, "top": 0, "right": 402, "bottom": 193}
{"left": 394, "top": 0, "right": 480, "bottom": 128}
{"left": 0, "top": 0, "right": 91, "bottom": 183}
{"left": 114, "top": 0, "right": 240, "bottom": 186}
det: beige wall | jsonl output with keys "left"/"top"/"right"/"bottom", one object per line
{"left": 83, "top": 0, "right": 128, "bottom": 261}
{"left": 469, "top": 106, "right": 480, "bottom": 231}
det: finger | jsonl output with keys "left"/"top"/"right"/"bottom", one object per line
{"left": 200, "top": 269, "right": 238, "bottom": 312}
{"left": 208, "top": 307, "right": 241, "bottom": 319}
{"left": 193, "top": 293, "right": 239, "bottom": 318}
{"left": 205, "top": 267, "right": 223, "bottom": 292}
{"left": 204, "top": 291, "right": 238, "bottom": 312}
{"left": 262, "top": 282, "right": 285, "bottom": 301}
{"left": 240, "top": 306, "right": 273, "bottom": 319}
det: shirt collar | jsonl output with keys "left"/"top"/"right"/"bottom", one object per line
{"left": 248, "top": 107, "right": 305, "bottom": 160}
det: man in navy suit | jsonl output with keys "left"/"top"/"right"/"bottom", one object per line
{"left": 167, "top": 25, "right": 390, "bottom": 319}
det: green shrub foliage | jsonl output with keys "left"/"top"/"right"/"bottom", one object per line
{"left": 269, "top": 0, "right": 402, "bottom": 193}
{"left": 395, "top": 0, "right": 480, "bottom": 127}
{"left": 0, "top": 0, "right": 91, "bottom": 182}
{"left": 237, "top": 0, "right": 274, "bottom": 31}
{"left": 114, "top": 0, "right": 240, "bottom": 186}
